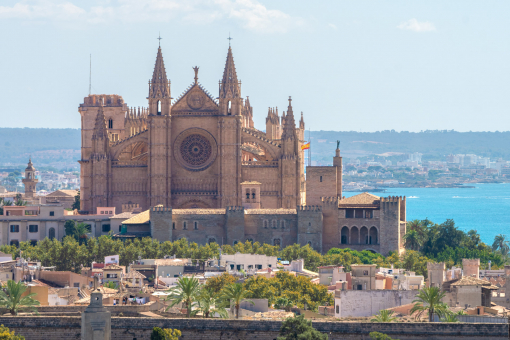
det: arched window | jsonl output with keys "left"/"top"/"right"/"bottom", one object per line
{"left": 233, "top": 240, "right": 238, "bottom": 246}
{"left": 227, "top": 101, "right": 231, "bottom": 115}
{"left": 251, "top": 189, "right": 256, "bottom": 199}
{"left": 157, "top": 100, "right": 162, "bottom": 115}
{"left": 172, "top": 222, "right": 176, "bottom": 230}
{"left": 183, "top": 222, "right": 187, "bottom": 230}
{"left": 246, "top": 189, "right": 250, "bottom": 200}
{"left": 273, "top": 238, "right": 281, "bottom": 247}
{"left": 307, "top": 241, "right": 312, "bottom": 248}
{"left": 49, "top": 228, "right": 55, "bottom": 240}
{"left": 194, "top": 221, "right": 198, "bottom": 230}
{"left": 247, "top": 238, "right": 254, "bottom": 243}
{"left": 360, "top": 226, "right": 369, "bottom": 244}
{"left": 350, "top": 226, "right": 359, "bottom": 245}
{"left": 263, "top": 220, "right": 268, "bottom": 229}
{"left": 369, "top": 227, "right": 378, "bottom": 245}
{"left": 281, "top": 220, "right": 285, "bottom": 229}
{"left": 108, "top": 119, "right": 113, "bottom": 129}
{"left": 208, "top": 238, "right": 216, "bottom": 244}
{"left": 341, "top": 226, "right": 349, "bottom": 244}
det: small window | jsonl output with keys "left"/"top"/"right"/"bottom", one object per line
{"left": 281, "top": 220, "right": 285, "bottom": 229}
{"left": 183, "top": 222, "right": 187, "bottom": 230}
{"left": 73, "top": 282, "right": 80, "bottom": 288}
{"left": 119, "top": 225, "right": 122, "bottom": 232}
{"left": 30, "top": 240, "right": 37, "bottom": 246}
{"left": 233, "top": 240, "right": 238, "bottom": 246}
{"left": 363, "top": 270, "right": 368, "bottom": 276}
{"left": 272, "top": 220, "right": 277, "bottom": 229}
{"left": 252, "top": 192, "right": 256, "bottom": 199}
{"left": 208, "top": 238, "right": 216, "bottom": 244}
{"left": 157, "top": 100, "right": 162, "bottom": 115}
{"left": 194, "top": 222, "right": 198, "bottom": 230}
{"left": 320, "top": 176, "right": 322, "bottom": 182}
{"left": 172, "top": 222, "right": 176, "bottom": 230}
{"left": 10, "top": 225, "right": 20, "bottom": 233}
{"left": 307, "top": 241, "right": 312, "bottom": 248}
{"left": 29, "top": 225, "right": 38, "bottom": 233}
{"left": 108, "top": 119, "right": 113, "bottom": 129}
{"left": 10, "top": 240, "right": 19, "bottom": 247}
{"left": 336, "top": 305, "right": 339, "bottom": 314}
{"left": 273, "top": 238, "right": 281, "bottom": 247}
{"left": 246, "top": 192, "right": 250, "bottom": 200}
{"left": 263, "top": 220, "right": 268, "bottom": 229}
{"left": 102, "top": 224, "right": 111, "bottom": 233}
{"left": 49, "top": 211, "right": 54, "bottom": 216}
{"left": 346, "top": 209, "right": 354, "bottom": 218}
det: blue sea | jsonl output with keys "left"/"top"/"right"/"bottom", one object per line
{"left": 344, "top": 183, "right": 510, "bottom": 245}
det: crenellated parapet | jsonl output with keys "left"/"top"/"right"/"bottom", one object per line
{"left": 298, "top": 205, "right": 323, "bottom": 212}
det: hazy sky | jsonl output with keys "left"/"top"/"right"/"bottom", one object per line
{"left": 1, "top": 0, "right": 509, "bottom": 132}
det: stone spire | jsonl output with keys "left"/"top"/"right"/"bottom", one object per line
{"left": 219, "top": 46, "right": 240, "bottom": 99}
{"left": 282, "top": 97, "right": 296, "bottom": 140}
{"left": 300, "top": 112, "right": 305, "bottom": 130}
{"left": 149, "top": 46, "right": 170, "bottom": 99}
{"left": 92, "top": 106, "right": 108, "bottom": 140}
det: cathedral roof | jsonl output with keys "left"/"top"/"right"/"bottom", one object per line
{"left": 220, "top": 46, "right": 240, "bottom": 99}
{"left": 338, "top": 192, "right": 380, "bottom": 207}
{"left": 281, "top": 97, "right": 296, "bottom": 139}
{"left": 172, "top": 83, "right": 218, "bottom": 110}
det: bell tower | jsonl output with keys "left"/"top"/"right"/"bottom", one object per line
{"left": 147, "top": 43, "right": 172, "bottom": 207}
{"left": 22, "top": 158, "right": 38, "bottom": 199}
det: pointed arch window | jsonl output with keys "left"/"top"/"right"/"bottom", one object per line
{"left": 157, "top": 101, "right": 162, "bottom": 115}
{"left": 108, "top": 119, "right": 113, "bottom": 129}
{"left": 227, "top": 101, "right": 231, "bottom": 115}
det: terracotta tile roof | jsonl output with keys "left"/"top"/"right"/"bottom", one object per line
{"left": 45, "top": 189, "right": 79, "bottom": 197}
{"left": 338, "top": 192, "right": 380, "bottom": 206}
{"left": 122, "top": 210, "right": 150, "bottom": 225}
{"left": 451, "top": 276, "right": 499, "bottom": 289}
{"left": 125, "top": 270, "right": 146, "bottom": 279}
{"left": 111, "top": 212, "right": 135, "bottom": 219}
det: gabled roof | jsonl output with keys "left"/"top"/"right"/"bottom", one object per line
{"left": 122, "top": 209, "right": 151, "bottom": 225}
{"left": 171, "top": 83, "right": 218, "bottom": 111}
{"left": 125, "top": 270, "right": 146, "bottom": 279}
{"left": 451, "top": 276, "right": 499, "bottom": 289}
{"left": 45, "top": 189, "right": 79, "bottom": 198}
{"left": 338, "top": 192, "right": 380, "bottom": 207}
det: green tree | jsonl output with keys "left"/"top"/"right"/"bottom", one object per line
{"left": 165, "top": 276, "right": 201, "bottom": 318}
{"left": 403, "top": 230, "right": 423, "bottom": 251}
{"left": 0, "top": 324, "right": 25, "bottom": 339}
{"left": 195, "top": 287, "right": 228, "bottom": 318}
{"left": 0, "top": 280, "right": 41, "bottom": 315}
{"left": 72, "top": 191, "right": 80, "bottom": 210}
{"left": 371, "top": 309, "right": 398, "bottom": 322}
{"left": 409, "top": 286, "right": 449, "bottom": 322}
{"left": 277, "top": 315, "right": 328, "bottom": 340}
{"left": 151, "top": 327, "right": 166, "bottom": 340}
{"left": 204, "top": 273, "right": 237, "bottom": 294}
{"left": 492, "top": 234, "right": 509, "bottom": 257}
{"left": 64, "top": 220, "right": 76, "bottom": 237}
{"left": 274, "top": 297, "right": 293, "bottom": 312}
{"left": 219, "top": 283, "right": 253, "bottom": 319}
{"left": 74, "top": 222, "right": 91, "bottom": 245}
{"left": 103, "top": 281, "right": 118, "bottom": 289}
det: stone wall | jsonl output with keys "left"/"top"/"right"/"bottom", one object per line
{"left": 0, "top": 316, "right": 506, "bottom": 340}
{"left": 335, "top": 290, "right": 419, "bottom": 317}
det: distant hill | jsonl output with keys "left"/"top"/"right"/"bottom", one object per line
{"left": 308, "top": 130, "right": 510, "bottom": 165}
{"left": 0, "top": 128, "right": 508, "bottom": 169}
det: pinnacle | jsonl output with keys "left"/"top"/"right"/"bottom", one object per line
{"left": 92, "top": 106, "right": 108, "bottom": 139}
{"left": 220, "top": 46, "right": 240, "bottom": 99}
{"left": 149, "top": 46, "right": 169, "bottom": 99}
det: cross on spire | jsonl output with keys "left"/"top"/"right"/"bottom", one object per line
{"left": 157, "top": 33, "right": 162, "bottom": 47}
{"left": 227, "top": 32, "right": 233, "bottom": 46}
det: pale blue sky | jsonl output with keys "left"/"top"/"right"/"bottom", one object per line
{"left": 0, "top": 0, "right": 508, "bottom": 132}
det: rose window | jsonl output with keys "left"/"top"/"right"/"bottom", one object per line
{"left": 180, "top": 134, "right": 212, "bottom": 166}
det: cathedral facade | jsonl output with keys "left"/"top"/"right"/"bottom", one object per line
{"left": 79, "top": 46, "right": 306, "bottom": 213}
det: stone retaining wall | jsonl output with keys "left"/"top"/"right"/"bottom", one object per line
{"left": 0, "top": 316, "right": 506, "bottom": 340}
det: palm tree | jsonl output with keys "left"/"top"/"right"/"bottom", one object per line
{"left": 492, "top": 234, "right": 509, "bottom": 256}
{"left": 409, "top": 286, "right": 448, "bottom": 322}
{"left": 403, "top": 230, "right": 423, "bottom": 251}
{"left": 165, "top": 276, "right": 201, "bottom": 318}
{"left": 0, "top": 280, "right": 40, "bottom": 315}
{"left": 195, "top": 287, "right": 228, "bottom": 318}
{"left": 74, "top": 222, "right": 91, "bottom": 245}
{"left": 274, "top": 297, "right": 293, "bottom": 312}
{"left": 220, "top": 283, "right": 253, "bottom": 319}
{"left": 441, "top": 312, "right": 459, "bottom": 322}
{"left": 371, "top": 309, "right": 398, "bottom": 322}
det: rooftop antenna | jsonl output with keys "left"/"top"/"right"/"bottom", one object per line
{"left": 88, "top": 54, "right": 91, "bottom": 96}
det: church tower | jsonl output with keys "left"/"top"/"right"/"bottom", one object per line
{"left": 218, "top": 46, "right": 242, "bottom": 206}
{"left": 280, "top": 97, "right": 301, "bottom": 208}
{"left": 148, "top": 45, "right": 172, "bottom": 207}
{"left": 22, "top": 158, "right": 38, "bottom": 199}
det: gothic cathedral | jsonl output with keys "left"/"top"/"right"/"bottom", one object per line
{"left": 79, "top": 45, "right": 306, "bottom": 213}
